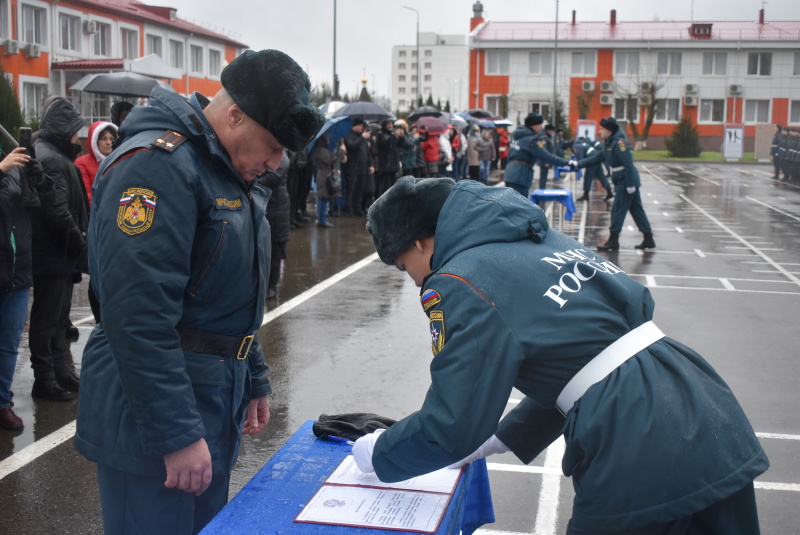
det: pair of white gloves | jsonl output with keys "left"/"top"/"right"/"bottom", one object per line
{"left": 352, "top": 430, "right": 510, "bottom": 474}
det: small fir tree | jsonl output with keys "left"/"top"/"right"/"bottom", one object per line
{"left": 665, "top": 116, "right": 703, "bottom": 157}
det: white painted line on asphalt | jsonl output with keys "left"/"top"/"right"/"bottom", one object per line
{"left": 680, "top": 194, "right": 800, "bottom": 289}
{"left": 673, "top": 166, "right": 722, "bottom": 187}
{"left": 534, "top": 439, "right": 565, "bottom": 535}
{"left": 0, "top": 422, "right": 75, "bottom": 480}
{"left": 475, "top": 529, "right": 532, "bottom": 535}
{"left": 486, "top": 463, "right": 562, "bottom": 476}
{"left": 720, "top": 278, "right": 736, "bottom": 291}
{"left": 755, "top": 482, "right": 800, "bottom": 492}
{"left": 746, "top": 196, "right": 800, "bottom": 223}
{"left": 756, "top": 432, "right": 800, "bottom": 440}
{"left": 675, "top": 227, "right": 683, "bottom": 233}
{"left": 645, "top": 275, "right": 657, "bottom": 287}
{"left": 662, "top": 211, "right": 669, "bottom": 217}
{"left": 695, "top": 249, "right": 706, "bottom": 258}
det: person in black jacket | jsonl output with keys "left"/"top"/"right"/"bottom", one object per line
{"left": 343, "top": 119, "right": 373, "bottom": 216}
{"left": 257, "top": 151, "right": 291, "bottom": 300}
{"left": 28, "top": 98, "right": 89, "bottom": 401}
{"left": 375, "top": 119, "right": 405, "bottom": 197}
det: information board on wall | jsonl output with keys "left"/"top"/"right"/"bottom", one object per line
{"left": 576, "top": 120, "right": 597, "bottom": 142}
{"left": 723, "top": 125, "right": 744, "bottom": 160}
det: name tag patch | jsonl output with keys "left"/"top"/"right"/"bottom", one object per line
{"left": 117, "top": 188, "right": 157, "bottom": 236}
{"left": 215, "top": 197, "right": 244, "bottom": 210}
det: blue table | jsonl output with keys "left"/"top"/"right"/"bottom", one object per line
{"left": 530, "top": 189, "right": 577, "bottom": 223}
{"left": 554, "top": 166, "right": 582, "bottom": 181}
{"left": 201, "top": 421, "right": 494, "bottom": 535}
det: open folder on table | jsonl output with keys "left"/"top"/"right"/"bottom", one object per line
{"left": 295, "top": 455, "right": 463, "bottom": 533}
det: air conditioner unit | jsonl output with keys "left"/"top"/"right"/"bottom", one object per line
{"left": 600, "top": 80, "right": 614, "bottom": 92}
{"left": 640, "top": 94, "right": 653, "bottom": 106}
{"left": 640, "top": 82, "right": 653, "bottom": 92}
{"left": 581, "top": 80, "right": 596, "bottom": 92}
{"left": 3, "top": 40, "right": 20, "bottom": 55}
{"left": 729, "top": 84, "right": 742, "bottom": 96}
{"left": 25, "top": 43, "right": 41, "bottom": 58}
{"left": 599, "top": 94, "right": 614, "bottom": 106}
{"left": 684, "top": 95, "right": 698, "bottom": 106}
{"left": 83, "top": 20, "right": 98, "bottom": 34}
{"left": 685, "top": 83, "right": 698, "bottom": 94}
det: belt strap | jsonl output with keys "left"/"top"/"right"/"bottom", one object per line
{"left": 611, "top": 166, "right": 625, "bottom": 172}
{"left": 556, "top": 321, "right": 665, "bottom": 416}
{"left": 178, "top": 327, "right": 254, "bottom": 360}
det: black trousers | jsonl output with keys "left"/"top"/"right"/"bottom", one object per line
{"left": 345, "top": 171, "right": 365, "bottom": 212}
{"left": 29, "top": 273, "right": 74, "bottom": 379}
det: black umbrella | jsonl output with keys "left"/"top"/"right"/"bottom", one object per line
{"left": 466, "top": 108, "right": 495, "bottom": 119}
{"left": 407, "top": 106, "right": 442, "bottom": 123}
{"left": 79, "top": 72, "right": 175, "bottom": 98}
{"left": 331, "top": 101, "right": 395, "bottom": 123}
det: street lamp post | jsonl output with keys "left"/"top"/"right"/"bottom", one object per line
{"left": 403, "top": 6, "right": 420, "bottom": 107}
{"left": 553, "top": 0, "right": 559, "bottom": 125}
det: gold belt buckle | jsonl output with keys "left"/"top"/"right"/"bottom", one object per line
{"left": 237, "top": 334, "right": 254, "bottom": 360}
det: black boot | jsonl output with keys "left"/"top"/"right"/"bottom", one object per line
{"left": 32, "top": 379, "right": 73, "bottom": 401}
{"left": 604, "top": 190, "right": 614, "bottom": 201}
{"left": 635, "top": 232, "right": 656, "bottom": 250}
{"left": 56, "top": 368, "right": 80, "bottom": 392}
{"left": 597, "top": 232, "right": 620, "bottom": 251}
{"left": 577, "top": 193, "right": 589, "bottom": 202}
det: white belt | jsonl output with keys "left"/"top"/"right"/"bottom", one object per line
{"left": 611, "top": 166, "right": 625, "bottom": 172}
{"left": 556, "top": 321, "right": 665, "bottom": 416}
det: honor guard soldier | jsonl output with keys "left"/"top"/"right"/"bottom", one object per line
{"left": 355, "top": 176, "right": 768, "bottom": 535}
{"left": 75, "top": 50, "right": 325, "bottom": 535}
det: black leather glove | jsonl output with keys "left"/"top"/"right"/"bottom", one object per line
{"left": 25, "top": 158, "right": 45, "bottom": 186}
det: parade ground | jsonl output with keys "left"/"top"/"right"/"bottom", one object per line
{"left": 0, "top": 162, "right": 798, "bottom": 534}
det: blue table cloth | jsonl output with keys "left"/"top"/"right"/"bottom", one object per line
{"left": 530, "top": 189, "right": 577, "bottom": 221}
{"left": 554, "top": 166, "right": 582, "bottom": 181}
{"left": 201, "top": 421, "right": 495, "bottom": 535}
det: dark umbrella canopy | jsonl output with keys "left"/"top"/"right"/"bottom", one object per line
{"left": 331, "top": 101, "right": 395, "bottom": 123}
{"left": 307, "top": 115, "right": 353, "bottom": 156}
{"left": 79, "top": 72, "right": 175, "bottom": 98}
{"left": 413, "top": 116, "right": 447, "bottom": 135}
{"left": 407, "top": 106, "right": 442, "bottom": 123}
{"left": 466, "top": 108, "right": 494, "bottom": 118}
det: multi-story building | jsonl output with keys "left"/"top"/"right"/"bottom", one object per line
{"left": 468, "top": 1, "right": 800, "bottom": 150}
{"left": 391, "top": 32, "right": 468, "bottom": 115}
{"left": 1, "top": 0, "right": 245, "bottom": 129}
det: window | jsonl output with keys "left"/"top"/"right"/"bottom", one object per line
{"left": 22, "top": 82, "right": 47, "bottom": 121}
{"left": 411, "top": 50, "right": 417, "bottom": 57}
{"left": 529, "top": 101, "right": 550, "bottom": 118}
{"left": 486, "top": 51, "right": 510, "bottom": 75}
{"left": 411, "top": 75, "right": 417, "bottom": 82}
{"left": 699, "top": 99, "right": 725, "bottom": 122}
{"left": 486, "top": 96, "right": 503, "bottom": 116}
{"left": 424, "top": 50, "right": 432, "bottom": 57}
{"left": 744, "top": 100, "right": 770, "bottom": 123}
{"left": 398, "top": 87, "right": 406, "bottom": 94}
{"left": 59, "top": 13, "right": 80, "bottom": 51}
{"left": 790, "top": 100, "right": 800, "bottom": 123}
{"left": 121, "top": 28, "right": 138, "bottom": 59}
{"left": 424, "top": 62, "right": 431, "bottom": 69}
{"left": 747, "top": 52, "right": 772, "bottom": 76}
{"left": 93, "top": 23, "right": 111, "bottom": 56}
{"left": 615, "top": 51, "right": 639, "bottom": 75}
{"left": 572, "top": 52, "right": 596, "bottom": 76}
{"left": 411, "top": 87, "right": 417, "bottom": 95}
{"left": 398, "top": 75, "right": 406, "bottom": 82}
{"left": 190, "top": 45, "right": 203, "bottom": 74}
{"left": 209, "top": 49, "right": 221, "bottom": 76}
{"left": 170, "top": 39, "right": 184, "bottom": 69}
{"left": 424, "top": 74, "right": 431, "bottom": 81}
{"left": 411, "top": 62, "right": 417, "bottom": 69}
{"left": 654, "top": 99, "right": 680, "bottom": 121}
{"left": 424, "top": 87, "right": 431, "bottom": 94}
{"left": 702, "top": 52, "right": 727, "bottom": 75}
{"left": 21, "top": 4, "right": 46, "bottom": 44}
{"left": 399, "top": 99, "right": 407, "bottom": 107}
{"left": 146, "top": 34, "right": 162, "bottom": 58}
{"left": 528, "top": 52, "right": 552, "bottom": 74}
{"left": 794, "top": 52, "right": 800, "bottom": 76}
{"left": 614, "top": 98, "right": 639, "bottom": 122}
{"left": 657, "top": 52, "right": 682, "bottom": 75}
{"left": 398, "top": 62, "right": 406, "bottom": 69}
{"left": 0, "top": 0, "right": 7, "bottom": 39}
{"left": 398, "top": 50, "right": 406, "bottom": 57}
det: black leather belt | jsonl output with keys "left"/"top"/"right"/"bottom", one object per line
{"left": 177, "top": 327, "right": 254, "bottom": 360}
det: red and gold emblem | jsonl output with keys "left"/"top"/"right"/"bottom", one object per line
{"left": 117, "top": 188, "right": 157, "bottom": 236}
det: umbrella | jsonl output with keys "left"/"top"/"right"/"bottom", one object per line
{"left": 493, "top": 119, "right": 513, "bottom": 128}
{"left": 477, "top": 119, "right": 496, "bottom": 129}
{"left": 466, "top": 108, "right": 494, "bottom": 119}
{"left": 407, "top": 106, "right": 442, "bottom": 123}
{"left": 331, "top": 101, "right": 395, "bottom": 123}
{"left": 455, "top": 112, "right": 476, "bottom": 123}
{"left": 413, "top": 116, "right": 447, "bottom": 135}
{"left": 319, "top": 100, "right": 347, "bottom": 117}
{"left": 307, "top": 115, "right": 353, "bottom": 156}
{"left": 449, "top": 115, "right": 468, "bottom": 128}
{"left": 78, "top": 72, "right": 175, "bottom": 98}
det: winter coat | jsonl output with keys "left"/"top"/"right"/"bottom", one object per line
{"left": 399, "top": 132, "right": 417, "bottom": 173}
{"left": 0, "top": 168, "right": 33, "bottom": 291}
{"left": 497, "top": 129, "right": 509, "bottom": 160}
{"left": 258, "top": 151, "right": 291, "bottom": 245}
{"left": 75, "top": 121, "right": 117, "bottom": 207}
{"left": 466, "top": 132, "right": 481, "bottom": 166}
{"left": 371, "top": 181, "right": 768, "bottom": 532}
{"left": 503, "top": 126, "right": 569, "bottom": 189}
{"left": 313, "top": 141, "right": 345, "bottom": 200}
{"left": 421, "top": 134, "right": 441, "bottom": 163}
{"left": 376, "top": 127, "right": 404, "bottom": 174}
{"left": 344, "top": 129, "right": 371, "bottom": 175}
{"left": 476, "top": 134, "right": 496, "bottom": 162}
{"left": 30, "top": 98, "right": 89, "bottom": 275}
{"left": 75, "top": 87, "right": 272, "bottom": 477}
{"left": 603, "top": 129, "right": 641, "bottom": 188}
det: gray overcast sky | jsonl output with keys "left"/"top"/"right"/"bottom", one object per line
{"left": 159, "top": 0, "right": 797, "bottom": 100}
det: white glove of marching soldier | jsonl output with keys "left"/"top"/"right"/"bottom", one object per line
{"left": 353, "top": 429, "right": 386, "bottom": 473}
{"left": 447, "top": 435, "right": 510, "bottom": 469}
{"left": 627, "top": 186, "right": 636, "bottom": 194}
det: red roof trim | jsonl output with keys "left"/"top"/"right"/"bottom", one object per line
{"left": 52, "top": 59, "right": 126, "bottom": 70}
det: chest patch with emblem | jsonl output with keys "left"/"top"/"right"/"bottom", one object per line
{"left": 618, "top": 141, "right": 627, "bottom": 152}
{"left": 429, "top": 310, "right": 446, "bottom": 355}
{"left": 117, "top": 188, "right": 157, "bottom": 235}
{"left": 421, "top": 289, "right": 442, "bottom": 311}
{"left": 215, "top": 197, "right": 244, "bottom": 210}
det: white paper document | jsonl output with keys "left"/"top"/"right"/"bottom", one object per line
{"left": 295, "top": 456, "right": 463, "bottom": 533}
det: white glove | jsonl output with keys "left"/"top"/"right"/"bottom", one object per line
{"left": 447, "top": 435, "right": 510, "bottom": 469}
{"left": 352, "top": 429, "right": 386, "bottom": 473}
{"left": 626, "top": 186, "right": 636, "bottom": 194}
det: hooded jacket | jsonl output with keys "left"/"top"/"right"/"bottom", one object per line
{"left": 503, "top": 125, "right": 570, "bottom": 189}
{"left": 75, "top": 121, "right": 117, "bottom": 207}
{"left": 30, "top": 98, "right": 89, "bottom": 275}
{"left": 75, "top": 87, "right": 272, "bottom": 476}
{"left": 370, "top": 181, "right": 767, "bottom": 531}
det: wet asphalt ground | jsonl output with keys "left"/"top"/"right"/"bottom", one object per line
{"left": 1, "top": 162, "right": 798, "bottom": 534}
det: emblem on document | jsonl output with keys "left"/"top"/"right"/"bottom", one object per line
{"left": 323, "top": 499, "right": 346, "bottom": 508}
{"left": 117, "top": 188, "right": 157, "bottom": 236}
{"left": 429, "top": 310, "right": 446, "bottom": 355}
{"left": 421, "top": 289, "right": 442, "bottom": 311}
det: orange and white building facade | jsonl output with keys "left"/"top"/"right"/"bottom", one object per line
{"left": 0, "top": 0, "right": 245, "bottom": 126}
{"left": 468, "top": 3, "right": 800, "bottom": 150}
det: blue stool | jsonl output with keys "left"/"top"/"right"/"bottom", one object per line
{"left": 530, "top": 189, "right": 577, "bottom": 230}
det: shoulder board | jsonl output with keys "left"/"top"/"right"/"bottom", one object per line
{"left": 151, "top": 130, "right": 188, "bottom": 153}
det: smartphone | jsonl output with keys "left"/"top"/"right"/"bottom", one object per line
{"left": 18, "top": 127, "right": 32, "bottom": 154}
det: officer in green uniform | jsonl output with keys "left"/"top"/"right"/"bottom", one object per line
{"left": 355, "top": 176, "right": 768, "bottom": 535}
